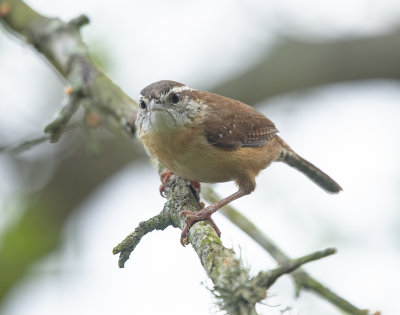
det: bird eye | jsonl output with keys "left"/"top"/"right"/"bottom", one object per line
{"left": 139, "top": 100, "right": 147, "bottom": 110}
{"left": 170, "top": 93, "right": 180, "bottom": 104}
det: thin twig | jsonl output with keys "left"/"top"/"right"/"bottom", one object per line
{"left": 113, "top": 210, "right": 172, "bottom": 268}
{"left": 0, "top": 121, "right": 81, "bottom": 154}
{"left": 44, "top": 94, "right": 81, "bottom": 142}
{"left": 254, "top": 247, "right": 336, "bottom": 289}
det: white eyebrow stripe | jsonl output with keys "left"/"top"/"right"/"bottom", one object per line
{"left": 169, "top": 85, "right": 193, "bottom": 94}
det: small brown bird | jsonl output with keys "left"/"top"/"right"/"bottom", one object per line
{"left": 136, "top": 80, "right": 342, "bottom": 245}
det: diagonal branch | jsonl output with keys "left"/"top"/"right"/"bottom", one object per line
{"left": 212, "top": 31, "right": 400, "bottom": 105}
{"left": 202, "top": 185, "right": 377, "bottom": 315}
{"left": 0, "top": 0, "right": 137, "bottom": 143}
{"left": 254, "top": 247, "right": 336, "bottom": 289}
{"left": 113, "top": 173, "right": 338, "bottom": 315}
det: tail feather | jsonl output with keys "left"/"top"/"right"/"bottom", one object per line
{"left": 277, "top": 138, "right": 342, "bottom": 193}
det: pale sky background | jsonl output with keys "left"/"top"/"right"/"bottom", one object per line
{"left": 1, "top": 1, "right": 400, "bottom": 314}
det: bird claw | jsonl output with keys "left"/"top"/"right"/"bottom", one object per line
{"left": 159, "top": 184, "right": 166, "bottom": 197}
{"left": 180, "top": 207, "right": 221, "bottom": 246}
{"left": 159, "top": 169, "right": 174, "bottom": 198}
{"left": 158, "top": 170, "right": 220, "bottom": 245}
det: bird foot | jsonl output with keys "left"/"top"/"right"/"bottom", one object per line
{"left": 159, "top": 169, "right": 200, "bottom": 198}
{"left": 180, "top": 206, "right": 221, "bottom": 246}
{"left": 159, "top": 169, "right": 174, "bottom": 197}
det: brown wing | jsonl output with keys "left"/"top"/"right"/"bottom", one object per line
{"left": 195, "top": 91, "right": 278, "bottom": 148}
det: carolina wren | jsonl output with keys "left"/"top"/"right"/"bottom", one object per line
{"left": 136, "top": 80, "right": 342, "bottom": 245}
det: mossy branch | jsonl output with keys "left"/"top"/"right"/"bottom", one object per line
{"left": 112, "top": 210, "right": 172, "bottom": 268}
{"left": 202, "top": 185, "right": 378, "bottom": 315}
{"left": 114, "top": 173, "right": 337, "bottom": 315}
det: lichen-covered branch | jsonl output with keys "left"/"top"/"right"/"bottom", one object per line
{"left": 113, "top": 210, "right": 172, "bottom": 268}
{"left": 0, "top": 0, "right": 137, "bottom": 142}
{"left": 202, "top": 185, "right": 378, "bottom": 315}
{"left": 113, "top": 175, "right": 223, "bottom": 267}
{"left": 114, "top": 174, "right": 337, "bottom": 315}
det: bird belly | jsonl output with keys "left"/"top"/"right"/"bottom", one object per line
{"left": 140, "top": 126, "right": 281, "bottom": 184}
{"left": 166, "top": 147, "right": 234, "bottom": 183}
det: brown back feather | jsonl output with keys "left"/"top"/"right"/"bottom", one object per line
{"left": 193, "top": 91, "right": 278, "bottom": 148}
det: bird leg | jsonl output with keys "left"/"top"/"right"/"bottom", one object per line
{"left": 190, "top": 180, "right": 201, "bottom": 194}
{"left": 180, "top": 188, "right": 248, "bottom": 246}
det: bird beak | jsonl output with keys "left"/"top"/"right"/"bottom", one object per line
{"left": 149, "top": 99, "right": 164, "bottom": 112}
